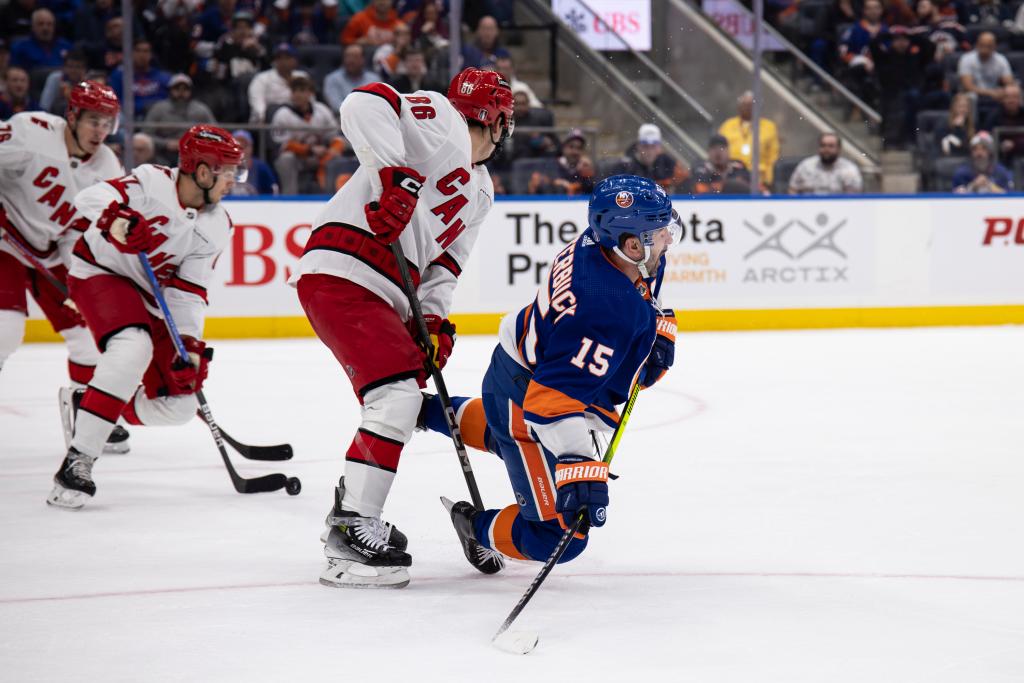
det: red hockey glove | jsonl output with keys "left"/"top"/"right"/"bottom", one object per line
{"left": 364, "top": 166, "right": 426, "bottom": 244}
{"left": 408, "top": 314, "right": 456, "bottom": 370}
{"left": 166, "top": 336, "right": 214, "bottom": 395}
{"left": 96, "top": 201, "right": 156, "bottom": 254}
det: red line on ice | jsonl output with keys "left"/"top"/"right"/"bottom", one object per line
{"left": 3, "top": 569, "right": 1024, "bottom": 605}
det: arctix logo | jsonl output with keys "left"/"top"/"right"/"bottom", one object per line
{"left": 982, "top": 217, "right": 1024, "bottom": 245}
{"left": 742, "top": 212, "right": 849, "bottom": 284}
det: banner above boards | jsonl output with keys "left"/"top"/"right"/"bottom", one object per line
{"left": 551, "top": 0, "right": 652, "bottom": 52}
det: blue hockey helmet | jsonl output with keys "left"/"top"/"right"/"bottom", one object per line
{"left": 588, "top": 175, "right": 674, "bottom": 249}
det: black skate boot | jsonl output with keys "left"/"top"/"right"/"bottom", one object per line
{"left": 47, "top": 447, "right": 97, "bottom": 509}
{"left": 441, "top": 497, "right": 505, "bottom": 575}
{"left": 59, "top": 387, "right": 131, "bottom": 455}
{"left": 319, "top": 477, "right": 407, "bottom": 551}
{"left": 320, "top": 479, "right": 412, "bottom": 589}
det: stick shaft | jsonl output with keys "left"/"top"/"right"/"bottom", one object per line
{"left": 493, "top": 381, "right": 643, "bottom": 639}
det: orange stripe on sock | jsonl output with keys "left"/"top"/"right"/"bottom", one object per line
{"left": 490, "top": 504, "right": 528, "bottom": 561}
{"left": 458, "top": 398, "right": 488, "bottom": 452}
{"left": 510, "top": 403, "right": 557, "bottom": 521}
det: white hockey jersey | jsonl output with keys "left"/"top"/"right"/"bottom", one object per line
{"left": 71, "top": 165, "right": 232, "bottom": 338}
{"left": 290, "top": 83, "right": 494, "bottom": 321}
{"left": 0, "top": 112, "right": 123, "bottom": 268}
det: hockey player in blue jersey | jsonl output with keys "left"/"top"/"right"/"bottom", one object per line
{"left": 420, "top": 175, "right": 680, "bottom": 573}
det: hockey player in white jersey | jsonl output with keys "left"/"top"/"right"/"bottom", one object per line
{"left": 0, "top": 81, "right": 132, "bottom": 452}
{"left": 293, "top": 67, "right": 514, "bottom": 588}
{"left": 47, "top": 125, "right": 244, "bottom": 509}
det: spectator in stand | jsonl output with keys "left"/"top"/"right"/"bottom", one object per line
{"left": 0, "top": 67, "right": 38, "bottom": 118}
{"left": 82, "top": 15, "right": 126, "bottom": 71}
{"left": 461, "top": 15, "right": 510, "bottom": 68}
{"left": 389, "top": 48, "right": 445, "bottom": 92}
{"left": 913, "top": 0, "right": 969, "bottom": 53}
{"left": 506, "top": 86, "right": 559, "bottom": 161}
{"left": 718, "top": 90, "right": 780, "bottom": 186}
{"left": 0, "top": 0, "right": 37, "bottom": 41}
{"left": 110, "top": 39, "right": 172, "bottom": 118}
{"left": 411, "top": 1, "right": 449, "bottom": 58}
{"left": 231, "top": 129, "right": 280, "bottom": 195}
{"left": 788, "top": 132, "right": 863, "bottom": 194}
{"left": 807, "top": 0, "right": 858, "bottom": 74}
{"left": 214, "top": 10, "right": 266, "bottom": 81}
{"left": 73, "top": 0, "right": 119, "bottom": 62}
{"left": 131, "top": 132, "right": 156, "bottom": 168}
{"left": 934, "top": 92, "right": 976, "bottom": 155}
{"left": 195, "top": 0, "right": 238, "bottom": 43}
{"left": 952, "top": 131, "right": 1013, "bottom": 191}
{"left": 994, "top": 83, "right": 1024, "bottom": 162}
{"left": 616, "top": 124, "right": 689, "bottom": 193}
{"left": 870, "top": 25, "right": 935, "bottom": 148}
{"left": 152, "top": 4, "right": 196, "bottom": 76}
{"left": 839, "top": 0, "right": 887, "bottom": 106}
{"left": 0, "top": 40, "right": 9, "bottom": 98}
{"left": 494, "top": 55, "right": 542, "bottom": 108}
{"left": 249, "top": 42, "right": 299, "bottom": 121}
{"left": 145, "top": 74, "right": 218, "bottom": 165}
{"left": 324, "top": 43, "right": 377, "bottom": 111}
{"left": 958, "top": 31, "right": 1015, "bottom": 130}
{"left": 965, "top": 0, "right": 1008, "bottom": 25}
{"left": 342, "top": 0, "right": 403, "bottom": 46}
{"left": 528, "top": 129, "right": 596, "bottom": 196}
{"left": 10, "top": 9, "right": 71, "bottom": 70}
{"left": 39, "top": 48, "right": 87, "bottom": 115}
{"left": 373, "top": 22, "right": 413, "bottom": 79}
{"left": 274, "top": 0, "right": 338, "bottom": 46}
{"left": 271, "top": 72, "right": 343, "bottom": 194}
{"left": 685, "top": 134, "right": 752, "bottom": 195}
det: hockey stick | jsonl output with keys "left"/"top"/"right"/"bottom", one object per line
{"left": 214, "top": 424, "right": 294, "bottom": 461}
{"left": 357, "top": 147, "right": 485, "bottom": 511}
{"left": 492, "top": 380, "right": 643, "bottom": 653}
{"left": 136, "top": 251, "right": 301, "bottom": 496}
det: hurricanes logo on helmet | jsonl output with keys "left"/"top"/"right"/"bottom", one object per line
{"left": 197, "top": 130, "right": 224, "bottom": 142}
{"left": 460, "top": 82, "right": 475, "bottom": 95}
{"left": 615, "top": 191, "right": 634, "bottom": 208}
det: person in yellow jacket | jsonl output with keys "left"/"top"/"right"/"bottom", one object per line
{"left": 718, "top": 90, "right": 779, "bottom": 188}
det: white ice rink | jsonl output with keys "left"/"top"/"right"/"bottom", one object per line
{"left": 1, "top": 326, "right": 1023, "bottom": 682}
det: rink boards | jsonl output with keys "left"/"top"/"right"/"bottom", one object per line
{"left": 24, "top": 194, "right": 1024, "bottom": 340}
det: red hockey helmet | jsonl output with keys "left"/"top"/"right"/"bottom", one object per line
{"left": 67, "top": 80, "right": 120, "bottom": 130}
{"left": 178, "top": 125, "right": 247, "bottom": 181}
{"left": 447, "top": 67, "right": 515, "bottom": 136}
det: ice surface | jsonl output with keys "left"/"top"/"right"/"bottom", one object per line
{"left": 2, "top": 327, "right": 1023, "bottom": 682}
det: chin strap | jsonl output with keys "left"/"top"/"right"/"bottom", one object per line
{"left": 478, "top": 117, "right": 512, "bottom": 165}
{"left": 189, "top": 165, "right": 214, "bottom": 207}
{"left": 612, "top": 245, "right": 652, "bottom": 279}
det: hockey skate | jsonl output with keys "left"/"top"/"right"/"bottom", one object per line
{"left": 440, "top": 497, "right": 505, "bottom": 575}
{"left": 46, "top": 447, "right": 97, "bottom": 509}
{"left": 319, "top": 478, "right": 412, "bottom": 589}
{"left": 59, "top": 387, "right": 130, "bottom": 455}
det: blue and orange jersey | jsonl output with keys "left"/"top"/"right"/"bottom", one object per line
{"left": 497, "top": 229, "right": 663, "bottom": 457}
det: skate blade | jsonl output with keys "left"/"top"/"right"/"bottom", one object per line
{"left": 46, "top": 484, "right": 90, "bottom": 510}
{"left": 319, "top": 560, "right": 410, "bottom": 589}
{"left": 102, "top": 440, "right": 131, "bottom": 455}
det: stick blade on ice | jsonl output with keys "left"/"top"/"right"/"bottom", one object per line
{"left": 491, "top": 629, "right": 539, "bottom": 655}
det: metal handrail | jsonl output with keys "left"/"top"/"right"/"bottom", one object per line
{"left": 690, "top": 0, "right": 882, "bottom": 125}
{"left": 576, "top": 0, "right": 713, "bottom": 123}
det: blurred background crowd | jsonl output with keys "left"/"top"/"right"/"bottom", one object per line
{"left": 1, "top": 0, "right": 1019, "bottom": 195}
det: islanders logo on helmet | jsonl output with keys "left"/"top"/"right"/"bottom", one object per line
{"left": 615, "top": 191, "right": 634, "bottom": 208}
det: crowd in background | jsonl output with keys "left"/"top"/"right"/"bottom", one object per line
{"left": 1, "top": 0, "right": 1014, "bottom": 194}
